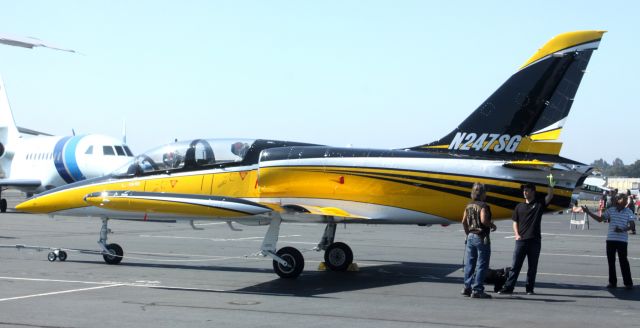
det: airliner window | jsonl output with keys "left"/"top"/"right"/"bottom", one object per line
{"left": 114, "top": 146, "right": 125, "bottom": 156}
{"left": 103, "top": 146, "right": 115, "bottom": 156}
{"left": 123, "top": 146, "right": 133, "bottom": 156}
{"left": 85, "top": 146, "right": 93, "bottom": 155}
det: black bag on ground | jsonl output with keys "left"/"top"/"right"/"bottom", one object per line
{"left": 484, "top": 267, "right": 511, "bottom": 292}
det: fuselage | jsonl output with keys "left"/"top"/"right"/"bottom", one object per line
{"left": 17, "top": 139, "right": 589, "bottom": 225}
{"left": 1, "top": 134, "right": 134, "bottom": 193}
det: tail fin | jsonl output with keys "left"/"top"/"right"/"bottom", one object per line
{"left": 0, "top": 75, "right": 20, "bottom": 148}
{"left": 412, "top": 30, "right": 605, "bottom": 158}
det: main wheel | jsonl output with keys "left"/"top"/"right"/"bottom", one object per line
{"left": 272, "top": 246, "right": 304, "bottom": 279}
{"left": 47, "top": 252, "right": 57, "bottom": 262}
{"left": 324, "top": 242, "right": 353, "bottom": 271}
{"left": 58, "top": 251, "right": 68, "bottom": 262}
{"left": 102, "top": 243, "right": 124, "bottom": 265}
{"left": 0, "top": 199, "right": 7, "bottom": 213}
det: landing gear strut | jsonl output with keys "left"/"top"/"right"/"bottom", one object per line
{"left": 98, "top": 218, "right": 123, "bottom": 265}
{"left": 261, "top": 216, "right": 305, "bottom": 279}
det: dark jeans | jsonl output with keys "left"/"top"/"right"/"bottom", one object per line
{"left": 606, "top": 240, "right": 633, "bottom": 287}
{"left": 504, "top": 239, "right": 541, "bottom": 292}
{"left": 464, "top": 233, "right": 491, "bottom": 293}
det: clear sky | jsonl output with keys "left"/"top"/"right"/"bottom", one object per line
{"left": 0, "top": 1, "right": 636, "bottom": 164}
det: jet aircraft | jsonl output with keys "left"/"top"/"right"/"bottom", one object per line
{"left": 17, "top": 30, "right": 605, "bottom": 278}
{"left": 0, "top": 34, "right": 134, "bottom": 212}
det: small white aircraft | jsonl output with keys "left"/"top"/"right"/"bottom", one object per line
{"left": 0, "top": 34, "right": 134, "bottom": 212}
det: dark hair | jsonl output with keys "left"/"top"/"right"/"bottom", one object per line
{"left": 521, "top": 182, "right": 536, "bottom": 191}
{"left": 470, "top": 182, "right": 486, "bottom": 201}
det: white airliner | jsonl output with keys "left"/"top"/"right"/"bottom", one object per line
{"left": 0, "top": 34, "right": 134, "bottom": 212}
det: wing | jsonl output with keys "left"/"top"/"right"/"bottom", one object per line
{"left": 83, "top": 191, "right": 272, "bottom": 218}
{"left": 83, "top": 190, "right": 370, "bottom": 223}
{"left": 0, "top": 179, "right": 42, "bottom": 188}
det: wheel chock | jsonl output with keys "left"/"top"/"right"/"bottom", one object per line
{"left": 318, "top": 262, "right": 327, "bottom": 271}
{"left": 347, "top": 263, "right": 359, "bottom": 272}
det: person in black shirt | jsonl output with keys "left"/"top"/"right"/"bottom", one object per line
{"left": 499, "top": 180, "right": 554, "bottom": 295}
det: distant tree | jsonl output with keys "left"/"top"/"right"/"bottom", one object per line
{"left": 590, "top": 158, "right": 640, "bottom": 178}
{"left": 592, "top": 158, "right": 610, "bottom": 172}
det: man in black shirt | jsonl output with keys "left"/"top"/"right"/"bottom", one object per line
{"left": 499, "top": 181, "right": 554, "bottom": 295}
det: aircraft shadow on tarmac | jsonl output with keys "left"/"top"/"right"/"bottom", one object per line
{"left": 66, "top": 259, "right": 638, "bottom": 300}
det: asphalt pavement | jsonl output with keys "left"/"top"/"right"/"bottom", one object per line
{"left": 0, "top": 192, "right": 638, "bottom": 328}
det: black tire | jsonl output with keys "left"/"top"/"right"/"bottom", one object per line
{"left": 272, "top": 246, "right": 304, "bottom": 279}
{"left": 102, "top": 243, "right": 124, "bottom": 265}
{"left": 47, "top": 252, "right": 57, "bottom": 262}
{"left": 0, "top": 199, "right": 7, "bottom": 213}
{"left": 324, "top": 242, "right": 353, "bottom": 271}
{"left": 58, "top": 251, "right": 68, "bottom": 262}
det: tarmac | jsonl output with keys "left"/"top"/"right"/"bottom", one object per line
{"left": 0, "top": 190, "right": 639, "bottom": 328}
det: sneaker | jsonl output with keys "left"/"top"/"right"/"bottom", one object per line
{"left": 526, "top": 290, "right": 535, "bottom": 295}
{"left": 606, "top": 284, "right": 617, "bottom": 289}
{"left": 498, "top": 288, "right": 513, "bottom": 295}
{"left": 461, "top": 288, "right": 472, "bottom": 297}
{"left": 471, "top": 292, "right": 492, "bottom": 299}
{"left": 624, "top": 285, "right": 633, "bottom": 290}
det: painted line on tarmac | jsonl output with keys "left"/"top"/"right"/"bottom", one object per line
{"left": 538, "top": 272, "right": 640, "bottom": 281}
{"left": 0, "top": 276, "right": 291, "bottom": 297}
{"left": 541, "top": 252, "right": 640, "bottom": 261}
{"left": 503, "top": 232, "right": 605, "bottom": 239}
{"left": 0, "top": 284, "right": 123, "bottom": 302}
{"left": 138, "top": 234, "right": 301, "bottom": 242}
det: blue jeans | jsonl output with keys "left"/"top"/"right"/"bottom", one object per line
{"left": 464, "top": 233, "right": 491, "bottom": 293}
{"left": 504, "top": 239, "right": 541, "bottom": 292}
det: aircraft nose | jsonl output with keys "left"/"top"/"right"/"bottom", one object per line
{"left": 16, "top": 192, "right": 74, "bottom": 214}
{"left": 15, "top": 197, "right": 45, "bottom": 213}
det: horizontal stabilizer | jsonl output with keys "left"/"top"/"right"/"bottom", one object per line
{"left": 17, "top": 126, "right": 53, "bottom": 136}
{"left": 502, "top": 160, "right": 553, "bottom": 170}
{"left": 83, "top": 191, "right": 272, "bottom": 218}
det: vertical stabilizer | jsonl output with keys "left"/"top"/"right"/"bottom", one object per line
{"left": 0, "top": 76, "right": 20, "bottom": 148}
{"left": 411, "top": 30, "right": 606, "bottom": 159}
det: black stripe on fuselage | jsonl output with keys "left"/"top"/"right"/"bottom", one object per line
{"left": 297, "top": 166, "right": 571, "bottom": 210}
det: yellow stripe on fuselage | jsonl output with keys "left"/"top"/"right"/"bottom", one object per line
{"left": 17, "top": 166, "right": 570, "bottom": 221}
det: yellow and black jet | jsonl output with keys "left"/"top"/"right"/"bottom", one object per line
{"left": 17, "top": 30, "right": 605, "bottom": 278}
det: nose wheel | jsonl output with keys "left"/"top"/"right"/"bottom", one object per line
{"left": 102, "top": 243, "right": 124, "bottom": 265}
{"left": 272, "top": 246, "right": 304, "bottom": 279}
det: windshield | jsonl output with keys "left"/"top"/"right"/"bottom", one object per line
{"left": 112, "top": 138, "right": 255, "bottom": 176}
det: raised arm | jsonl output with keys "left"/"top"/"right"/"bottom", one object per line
{"left": 581, "top": 206, "right": 605, "bottom": 223}
{"left": 545, "top": 185, "right": 554, "bottom": 206}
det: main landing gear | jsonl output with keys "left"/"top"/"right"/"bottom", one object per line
{"left": 261, "top": 219, "right": 354, "bottom": 279}
{"left": 317, "top": 223, "right": 353, "bottom": 271}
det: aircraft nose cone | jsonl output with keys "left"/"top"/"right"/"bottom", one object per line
{"left": 16, "top": 198, "right": 42, "bottom": 213}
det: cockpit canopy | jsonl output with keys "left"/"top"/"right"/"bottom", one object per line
{"left": 112, "top": 138, "right": 254, "bottom": 177}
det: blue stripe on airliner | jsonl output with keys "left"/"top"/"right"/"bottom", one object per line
{"left": 53, "top": 136, "right": 74, "bottom": 184}
{"left": 63, "top": 135, "right": 86, "bottom": 182}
